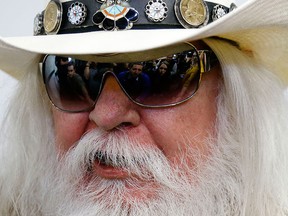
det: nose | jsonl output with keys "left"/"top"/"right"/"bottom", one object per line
{"left": 89, "top": 75, "right": 141, "bottom": 131}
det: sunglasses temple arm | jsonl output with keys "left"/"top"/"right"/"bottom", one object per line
{"left": 198, "top": 50, "right": 218, "bottom": 73}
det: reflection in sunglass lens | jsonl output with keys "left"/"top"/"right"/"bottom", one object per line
{"left": 42, "top": 48, "right": 203, "bottom": 112}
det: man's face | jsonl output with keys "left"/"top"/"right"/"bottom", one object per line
{"left": 50, "top": 43, "right": 222, "bottom": 213}
{"left": 129, "top": 64, "right": 143, "bottom": 76}
{"left": 67, "top": 65, "right": 75, "bottom": 77}
{"left": 53, "top": 68, "right": 219, "bottom": 182}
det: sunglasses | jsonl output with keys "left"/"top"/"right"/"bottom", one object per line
{"left": 42, "top": 43, "right": 218, "bottom": 113}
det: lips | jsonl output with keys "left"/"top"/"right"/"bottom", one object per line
{"left": 87, "top": 151, "right": 130, "bottom": 179}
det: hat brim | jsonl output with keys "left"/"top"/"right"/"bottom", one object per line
{"left": 1, "top": 0, "right": 288, "bottom": 83}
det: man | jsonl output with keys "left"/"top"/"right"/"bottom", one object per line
{"left": 1, "top": 0, "right": 288, "bottom": 215}
{"left": 117, "top": 62, "right": 152, "bottom": 97}
{"left": 66, "top": 61, "right": 92, "bottom": 103}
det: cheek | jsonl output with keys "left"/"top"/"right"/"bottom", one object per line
{"left": 143, "top": 109, "right": 215, "bottom": 163}
{"left": 141, "top": 79, "right": 218, "bottom": 165}
{"left": 52, "top": 109, "right": 90, "bottom": 153}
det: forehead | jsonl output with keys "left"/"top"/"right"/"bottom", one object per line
{"left": 67, "top": 64, "right": 74, "bottom": 69}
{"left": 131, "top": 64, "right": 143, "bottom": 68}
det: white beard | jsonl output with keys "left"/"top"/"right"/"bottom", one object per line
{"left": 36, "top": 129, "right": 242, "bottom": 216}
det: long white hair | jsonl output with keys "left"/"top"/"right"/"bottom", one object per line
{"left": 206, "top": 38, "right": 288, "bottom": 215}
{"left": 1, "top": 38, "right": 288, "bottom": 215}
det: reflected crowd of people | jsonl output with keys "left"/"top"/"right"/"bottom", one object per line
{"left": 45, "top": 50, "right": 201, "bottom": 106}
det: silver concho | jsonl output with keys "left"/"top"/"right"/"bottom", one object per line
{"left": 145, "top": 0, "right": 168, "bottom": 22}
{"left": 212, "top": 5, "right": 227, "bottom": 21}
{"left": 68, "top": 2, "right": 87, "bottom": 25}
{"left": 34, "top": 13, "right": 44, "bottom": 35}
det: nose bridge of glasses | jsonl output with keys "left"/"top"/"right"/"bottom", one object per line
{"left": 98, "top": 71, "right": 131, "bottom": 100}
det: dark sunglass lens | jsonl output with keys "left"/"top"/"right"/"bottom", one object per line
{"left": 116, "top": 48, "right": 201, "bottom": 106}
{"left": 43, "top": 55, "right": 100, "bottom": 112}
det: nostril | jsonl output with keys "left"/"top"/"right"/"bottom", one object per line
{"left": 115, "top": 122, "right": 134, "bottom": 130}
{"left": 122, "top": 122, "right": 133, "bottom": 127}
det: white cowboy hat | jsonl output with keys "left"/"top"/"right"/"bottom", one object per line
{"left": 1, "top": 0, "right": 288, "bottom": 84}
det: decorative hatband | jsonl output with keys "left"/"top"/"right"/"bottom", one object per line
{"left": 34, "top": 0, "right": 236, "bottom": 35}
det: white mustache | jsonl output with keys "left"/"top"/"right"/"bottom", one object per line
{"left": 61, "top": 129, "right": 175, "bottom": 183}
